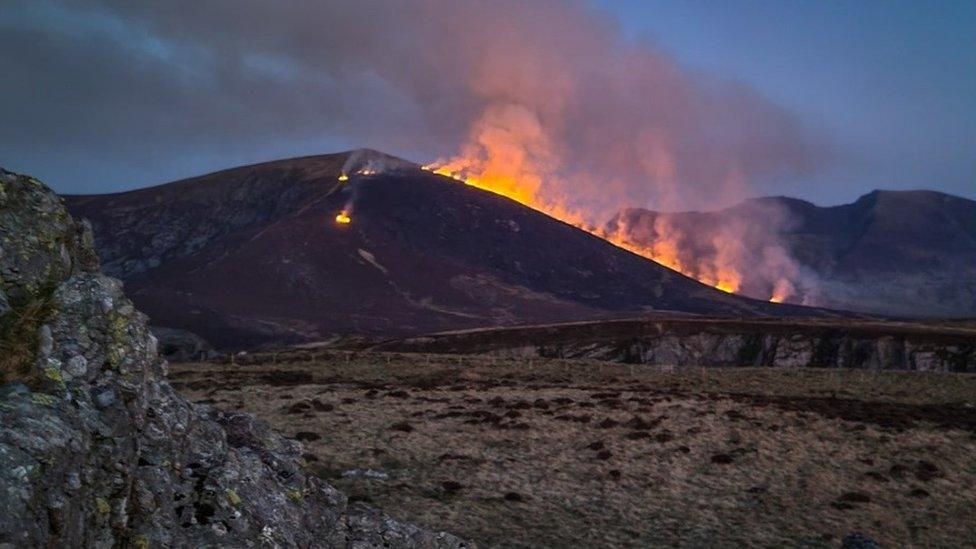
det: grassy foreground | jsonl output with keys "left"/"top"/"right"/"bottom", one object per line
{"left": 171, "top": 354, "right": 976, "bottom": 547}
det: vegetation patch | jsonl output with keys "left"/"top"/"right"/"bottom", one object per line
{"left": 170, "top": 354, "right": 976, "bottom": 548}
{"left": 0, "top": 284, "right": 57, "bottom": 387}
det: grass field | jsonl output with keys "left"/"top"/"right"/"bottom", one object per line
{"left": 171, "top": 353, "right": 976, "bottom": 547}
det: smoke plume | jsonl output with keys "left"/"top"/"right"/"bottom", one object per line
{"left": 607, "top": 199, "right": 822, "bottom": 303}
{"left": 3, "top": 0, "right": 826, "bottom": 302}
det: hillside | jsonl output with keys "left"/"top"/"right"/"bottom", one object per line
{"left": 610, "top": 190, "right": 976, "bottom": 317}
{"left": 66, "top": 150, "right": 817, "bottom": 348}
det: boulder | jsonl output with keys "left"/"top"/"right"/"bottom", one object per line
{"left": 151, "top": 326, "right": 217, "bottom": 363}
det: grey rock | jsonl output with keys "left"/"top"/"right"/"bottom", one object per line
{"left": 37, "top": 325, "right": 53, "bottom": 358}
{"left": 342, "top": 468, "right": 391, "bottom": 480}
{"left": 64, "top": 355, "right": 88, "bottom": 378}
{"left": 65, "top": 472, "right": 81, "bottom": 492}
{"left": 89, "top": 386, "right": 115, "bottom": 409}
{"left": 0, "top": 382, "right": 30, "bottom": 398}
{"left": 151, "top": 326, "right": 216, "bottom": 362}
{"left": 0, "top": 169, "right": 472, "bottom": 548}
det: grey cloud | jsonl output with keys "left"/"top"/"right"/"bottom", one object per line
{"left": 2, "top": 0, "right": 823, "bottom": 214}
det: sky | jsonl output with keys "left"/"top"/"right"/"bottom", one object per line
{"left": 0, "top": 0, "right": 973, "bottom": 208}
{"left": 601, "top": 0, "right": 976, "bottom": 204}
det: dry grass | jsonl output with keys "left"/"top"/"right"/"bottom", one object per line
{"left": 172, "top": 354, "right": 976, "bottom": 548}
{"left": 0, "top": 296, "right": 53, "bottom": 385}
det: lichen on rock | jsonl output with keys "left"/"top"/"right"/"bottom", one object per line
{"left": 0, "top": 168, "right": 470, "bottom": 548}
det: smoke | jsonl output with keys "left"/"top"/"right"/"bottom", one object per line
{"left": 4, "top": 0, "right": 826, "bottom": 302}
{"left": 607, "top": 199, "right": 823, "bottom": 303}
{"left": 339, "top": 149, "right": 413, "bottom": 178}
{"left": 334, "top": 149, "right": 413, "bottom": 222}
{"left": 5, "top": 0, "right": 823, "bottom": 205}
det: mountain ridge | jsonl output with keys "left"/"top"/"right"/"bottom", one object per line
{"left": 66, "top": 151, "right": 828, "bottom": 349}
{"left": 611, "top": 189, "right": 976, "bottom": 317}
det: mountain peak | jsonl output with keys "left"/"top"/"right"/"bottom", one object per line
{"left": 65, "top": 155, "right": 810, "bottom": 348}
{"left": 338, "top": 148, "right": 418, "bottom": 177}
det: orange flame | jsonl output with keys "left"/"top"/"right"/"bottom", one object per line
{"left": 768, "top": 279, "right": 793, "bottom": 303}
{"left": 420, "top": 103, "right": 758, "bottom": 297}
{"left": 422, "top": 163, "right": 746, "bottom": 295}
{"left": 335, "top": 211, "right": 352, "bottom": 224}
{"left": 338, "top": 174, "right": 349, "bottom": 182}
{"left": 714, "top": 280, "right": 738, "bottom": 294}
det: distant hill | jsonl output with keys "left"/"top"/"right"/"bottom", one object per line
{"left": 65, "top": 150, "right": 820, "bottom": 348}
{"left": 610, "top": 190, "right": 976, "bottom": 317}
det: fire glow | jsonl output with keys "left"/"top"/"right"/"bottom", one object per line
{"left": 422, "top": 163, "right": 751, "bottom": 297}
{"left": 335, "top": 211, "right": 352, "bottom": 224}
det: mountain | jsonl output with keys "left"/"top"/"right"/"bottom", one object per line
{"left": 65, "top": 150, "right": 821, "bottom": 349}
{"left": 609, "top": 190, "right": 976, "bottom": 318}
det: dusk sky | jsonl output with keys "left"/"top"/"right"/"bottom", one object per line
{"left": 607, "top": 0, "right": 976, "bottom": 204}
{"left": 1, "top": 0, "right": 973, "bottom": 209}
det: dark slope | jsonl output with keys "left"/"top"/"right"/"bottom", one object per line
{"left": 67, "top": 150, "right": 825, "bottom": 348}
{"left": 611, "top": 190, "right": 976, "bottom": 317}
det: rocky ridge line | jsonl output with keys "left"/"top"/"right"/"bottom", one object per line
{"left": 373, "top": 318, "right": 976, "bottom": 371}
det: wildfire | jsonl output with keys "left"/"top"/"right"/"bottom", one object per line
{"left": 335, "top": 211, "right": 352, "bottom": 224}
{"left": 338, "top": 169, "right": 379, "bottom": 183}
{"left": 422, "top": 163, "right": 748, "bottom": 296}
{"left": 715, "top": 281, "right": 737, "bottom": 294}
{"left": 768, "top": 279, "right": 792, "bottom": 303}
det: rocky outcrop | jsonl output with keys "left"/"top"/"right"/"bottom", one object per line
{"left": 374, "top": 318, "right": 976, "bottom": 372}
{"left": 151, "top": 326, "right": 217, "bottom": 363}
{"left": 0, "top": 168, "right": 468, "bottom": 547}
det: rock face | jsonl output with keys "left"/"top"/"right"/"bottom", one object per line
{"left": 0, "top": 168, "right": 468, "bottom": 547}
{"left": 66, "top": 150, "right": 828, "bottom": 349}
{"left": 150, "top": 326, "right": 217, "bottom": 363}
{"left": 373, "top": 318, "right": 976, "bottom": 372}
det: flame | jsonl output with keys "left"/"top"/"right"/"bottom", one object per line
{"left": 338, "top": 169, "right": 376, "bottom": 182}
{"left": 420, "top": 104, "right": 760, "bottom": 297}
{"left": 335, "top": 211, "right": 352, "bottom": 224}
{"left": 768, "top": 279, "right": 793, "bottom": 303}
{"left": 715, "top": 280, "right": 737, "bottom": 294}
{"left": 422, "top": 162, "right": 745, "bottom": 295}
